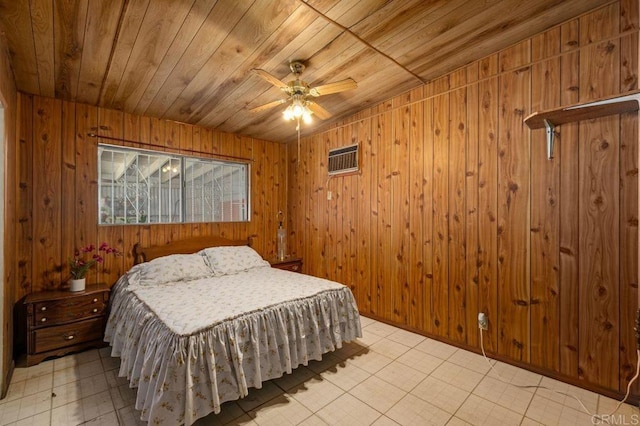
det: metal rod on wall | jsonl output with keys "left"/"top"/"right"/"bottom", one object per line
{"left": 87, "top": 132, "right": 254, "bottom": 163}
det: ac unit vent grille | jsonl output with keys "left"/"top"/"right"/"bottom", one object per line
{"left": 328, "top": 144, "right": 359, "bottom": 175}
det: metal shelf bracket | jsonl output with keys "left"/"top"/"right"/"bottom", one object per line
{"left": 543, "top": 119, "right": 555, "bottom": 160}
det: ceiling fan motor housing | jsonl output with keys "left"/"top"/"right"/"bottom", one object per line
{"left": 289, "top": 60, "right": 306, "bottom": 76}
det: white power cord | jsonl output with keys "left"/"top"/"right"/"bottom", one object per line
{"left": 478, "top": 327, "right": 640, "bottom": 423}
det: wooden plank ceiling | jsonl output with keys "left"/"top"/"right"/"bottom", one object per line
{"left": 0, "top": 0, "right": 606, "bottom": 143}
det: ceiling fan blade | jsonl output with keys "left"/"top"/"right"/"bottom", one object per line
{"left": 309, "top": 78, "right": 357, "bottom": 97}
{"left": 252, "top": 69, "right": 289, "bottom": 89}
{"left": 308, "top": 102, "right": 332, "bottom": 120}
{"left": 249, "top": 99, "right": 287, "bottom": 113}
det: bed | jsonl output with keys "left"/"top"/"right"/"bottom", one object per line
{"left": 104, "top": 236, "right": 362, "bottom": 425}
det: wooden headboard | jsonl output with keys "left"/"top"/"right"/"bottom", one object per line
{"left": 133, "top": 236, "right": 251, "bottom": 264}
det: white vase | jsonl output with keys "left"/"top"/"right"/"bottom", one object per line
{"left": 70, "top": 278, "right": 86, "bottom": 292}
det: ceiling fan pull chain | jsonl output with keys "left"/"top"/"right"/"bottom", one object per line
{"left": 297, "top": 118, "right": 301, "bottom": 167}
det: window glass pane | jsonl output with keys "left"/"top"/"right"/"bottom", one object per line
{"left": 98, "top": 144, "right": 249, "bottom": 225}
{"left": 98, "top": 146, "right": 182, "bottom": 225}
{"left": 184, "top": 158, "right": 248, "bottom": 223}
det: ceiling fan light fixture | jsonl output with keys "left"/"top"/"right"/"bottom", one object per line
{"left": 283, "top": 106, "right": 294, "bottom": 120}
{"left": 292, "top": 101, "right": 304, "bottom": 117}
{"left": 283, "top": 97, "right": 313, "bottom": 122}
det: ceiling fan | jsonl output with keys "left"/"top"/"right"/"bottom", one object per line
{"left": 250, "top": 61, "right": 357, "bottom": 124}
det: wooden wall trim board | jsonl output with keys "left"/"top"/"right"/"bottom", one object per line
{"left": 363, "top": 312, "right": 637, "bottom": 404}
{"left": 287, "top": 1, "right": 640, "bottom": 400}
{"left": 0, "top": 32, "right": 18, "bottom": 397}
{"left": 13, "top": 95, "right": 287, "bottom": 297}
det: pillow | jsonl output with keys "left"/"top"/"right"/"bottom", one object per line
{"left": 200, "top": 245, "right": 269, "bottom": 276}
{"left": 134, "top": 253, "right": 213, "bottom": 286}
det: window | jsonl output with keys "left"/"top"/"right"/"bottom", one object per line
{"left": 98, "top": 144, "right": 249, "bottom": 225}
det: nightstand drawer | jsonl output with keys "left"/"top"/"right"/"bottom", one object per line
{"left": 33, "top": 317, "right": 104, "bottom": 353}
{"left": 34, "top": 294, "right": 106, "bottom": 327}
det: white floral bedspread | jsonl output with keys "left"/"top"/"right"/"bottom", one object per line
{"left": 104, "top": 266, "right": 361, "bottom": 425}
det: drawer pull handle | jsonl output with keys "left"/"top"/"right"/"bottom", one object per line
{"left": 92, "top": 308, "right": 98, "bottom": 313}
{"left": 40, "top": 307, "right": 47, "bottom": 311}
{"left": 65, "top": 335, "right": 75, "bottom": 340}
{"left": 41, "top": 318, "right": 47, "bottom": 322}
{"left": 291, "top": 265, "right": 299, "bottom": 271}
{"left": 92, "top": 298, "right": 98, "bottom": 303}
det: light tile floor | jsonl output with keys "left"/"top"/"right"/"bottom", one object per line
{"left": 1, "top": 316, "right": 638, "bottom": 425}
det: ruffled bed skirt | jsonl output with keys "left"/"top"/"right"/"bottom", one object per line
{"left": 104, "top": 276, "right": 362, "bottom": 425}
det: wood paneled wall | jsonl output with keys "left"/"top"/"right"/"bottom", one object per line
{"left": 287, "top": 1, "right": 640, "bottom": 398}
{"left": 1, "top": 31, "right": 18, "bottom": 397}
{"left": 14, "top": 94, "right": 287, "bottom": 299}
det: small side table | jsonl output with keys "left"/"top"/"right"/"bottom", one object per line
{"left": 269, "top": 257, "right": 303, "bottom": 273}
{"left": 24, "top": 284, "right": 110, "bottom": 366}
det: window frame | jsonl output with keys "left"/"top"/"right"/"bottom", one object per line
{"left": 97, "top": 143, "right": 251, "bottom": 226}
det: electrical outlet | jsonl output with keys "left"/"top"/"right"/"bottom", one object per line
{"left": 327, "top": 190, "right": 332, "bottom": 200}
{"left": 478, "top": 312, "right": 488, "bottom": 330}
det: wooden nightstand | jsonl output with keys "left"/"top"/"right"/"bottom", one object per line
{"left": 269, "top": 257, "right": 303, "bottom": 273}
{"left": 24, "top": 284, "right": 110, "bottom": 366}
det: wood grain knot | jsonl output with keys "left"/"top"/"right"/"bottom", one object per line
{"left": 604, "top": 41, "right": 616, "bottom": 53}
{"left": 598, "top": 286, "right": 607, "bottom": 297}
{"left": 600, "top": 141, "right": 609, "bottom": 150}
{"left": 514, "top": 299, "right": 528, "bottom": 306}
{"left": 559, "top": 246, "right": 574, "bottom": 255}
{"left": 568, "top": 86, "right": 579, "bottom": 92}
{"left": 434, "top": 319, "right": 440, "bottom": 327}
